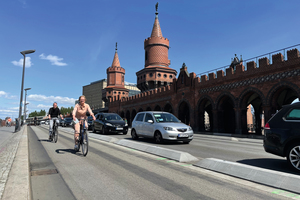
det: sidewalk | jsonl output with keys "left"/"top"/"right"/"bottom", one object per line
{"left": 0, "top": 125, "right": 29, "bottom": 200}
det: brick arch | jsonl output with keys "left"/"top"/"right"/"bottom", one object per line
{"left": 197, "top": 95, "right": 214, "bottom": 132}
{"left": 215, "top": 91, "right": 237, "bottom": 109}
{"left": 238, "top": 87, "right": 265, "bottom": 135}
{"left": 176, "top": 98, "right": 192, "bottom": 125}
{"left": 266, "top": 81, "right": 300, "bottom": 107}
{"left": 130, "top": 109, "right": 137, "bottom": 127}
{"left": 120, "top": 111, "right": 125, "bottom": 118}
{"left": 215, "top": 92, "right": 236, "bottom": 134}
{"left": 238, "top": 87, "right": 266, "bottom": 108}
{"left": 163, "top": 102, "right": 174, "bottom": 113}
{"left": 265, "top": 81, "right": 300, "bottom": 122}
{"left": 154, "top": 104, "right": 162, "bottom": 111}
{"left": 125, "top": 110, "right": 131, "bottom": 126}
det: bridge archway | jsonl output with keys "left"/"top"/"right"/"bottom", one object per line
{"left": 126, "top": 110, "right": 131, "bottom": 126}
{"left": 154, "top": 105, "right": 161, "bottom": 111}
{"left": 131, "top": 109, "right": 137, "bottom": 126}
{"left": 216, "top": 94, "right": 236, "bottom": 133}
{"left": 266, "top": 82, "right": 300, "bottom": 122}
{"left": 163, "top": 103, "right": 173, "bottom": 113}
{"left": 120, "top": 111, "right": 125, "bottom": 118}
{"left": 178, "top": 100, "right": 190, "bottom": 125}
{"left": 239, "top": 88, "right": 265, "bottom": 135}
{"left": 197, "top": 96, "right": 214, "bottom": 132}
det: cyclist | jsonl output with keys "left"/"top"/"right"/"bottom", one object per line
{"left": 48, "top": 102, "right": 63, "bottom": 140}
{"left": 72, "top": 95, "right": 95, "bottom": 150}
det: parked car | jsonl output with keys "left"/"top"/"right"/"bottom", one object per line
{"left": 64, "top": 118, "right": 73, "bottom": 127}
{"left": 59, "top": 118, "right": 66, "bottom": 126}
{"left": 87, "top": 116, "right": 93, "bottom": 130}
{"left": 131, "top": 111, "right": 193, "bottom": 144}
{"left": 263, "top": 102, "right": 300, "bottom": 171}
{"left": 92, "top": 113, "right": 128, "bottom": 134}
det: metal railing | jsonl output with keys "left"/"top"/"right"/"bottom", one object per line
{"left": 197, "top": 44, "right": 300, "bottom": 80}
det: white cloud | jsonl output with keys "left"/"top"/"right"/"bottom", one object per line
{"left": 0, "top": 91, "right": 17, "bottom": 99}
{"left": 11, "top": 57, "right": 33, "bottom": 67}
{"left": 39, "top": 53, "right": 67, "bottom": 66}
{"left": 27, "top": 94, "right": 76, "bottom": 105}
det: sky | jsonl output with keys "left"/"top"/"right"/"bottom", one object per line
{"left": 1, "top": 0, "right": 300, "bottom": 120}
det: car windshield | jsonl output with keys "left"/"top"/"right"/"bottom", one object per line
{"left": 104, "top": 114, "right": 122, "bottom": 121}
{"left": 65, "top": 118, "right": 72, "bottom": 122}
{"left": 153, "top": 113, "right": 180, "bottom": 123}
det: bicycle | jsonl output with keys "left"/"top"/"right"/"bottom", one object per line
{"left": 75, "top": 119, "right": 88, "bottom": 156}
{"left": 49, "top": 118, "right": 58, "bottom": 143}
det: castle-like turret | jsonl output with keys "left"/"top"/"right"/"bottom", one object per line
{"left": 102, "top": 43, "right": 129, "bottom": 103}
{"left": 136, "top": 3, "right": 177, "bottom": 92}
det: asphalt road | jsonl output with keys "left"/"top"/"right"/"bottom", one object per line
{"left": 87, "top": 127, "right": 299, "bottom": 176}
{"left": 27, "top": 125, "right": 297, "bottom": 200}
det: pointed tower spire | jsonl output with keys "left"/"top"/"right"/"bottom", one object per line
{"left": 151, "top": 2, "right": 163, "bottom": 37}
{"left": 111, "top": 42, "right": 120, "bottom": 67}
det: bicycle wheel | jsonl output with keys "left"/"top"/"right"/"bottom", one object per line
{"left": 81, "top": 131, "right": 88, "bottom": 156}
{"left": 54, "top": 125, "right": 58, "bottom": 143}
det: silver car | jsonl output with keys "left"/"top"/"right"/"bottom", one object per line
{"left": 131, "top": 111, "right": 193, "bottom": 144}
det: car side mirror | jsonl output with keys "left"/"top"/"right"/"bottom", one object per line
{"left": 147, "top": 120, "right": 154, "bottom": 124}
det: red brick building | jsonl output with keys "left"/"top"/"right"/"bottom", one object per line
{"left": 102, "top": 43, "right": 129, "bottom": 104}
{"left": 106, "top": 5, "right": 300, "bottom": 135}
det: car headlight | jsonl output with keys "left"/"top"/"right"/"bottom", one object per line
{"left": 189, "top": 127, "right": 193, "bottom": 131}
{"left": 163, "top": 127, "right": 174, "bottom": 131}
{"left": 105, "top": 123, "right": 112, "bottom": 126}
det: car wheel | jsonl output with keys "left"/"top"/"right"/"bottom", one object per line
{"left": 183, "top": 141, "right": 190, "bottom": 144}
{"left": 287, "top": 143, "right": 300, "bottom": 171}
{"left": 102, "top": 126, "right": 106, "bottom": 134}
{"left": 123, "top": 129, "right": 128, "bottom": 135}
{"left": 154, "top": 131, "right": 164, "bottom": 144}
{"left": 92, "top": 125, "right": 96, "bottom": 133}
{"left": 131, "top": 129, "right": 139, "bottom": 140}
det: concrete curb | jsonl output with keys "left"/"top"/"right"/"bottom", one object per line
{"left": 195, "top": 158, "right": 300, "bottom": 194}
{"left": 115, "top": 139, "right": 199, "bottom": 163}
{"left": 194, "top": 131, "right": 264, "bottom": 139}
{"left": 2, "top": 125, "right": 30, "bottom": 200}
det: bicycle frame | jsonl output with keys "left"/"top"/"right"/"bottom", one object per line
{"left": 78, "top": 119, "right": 88, "bottom": 156}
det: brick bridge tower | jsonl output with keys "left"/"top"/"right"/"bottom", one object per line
{"left": 102, "top": 43, "right": 129, "bottom": 104}
{"left": 136, "top": 3, "right": 177, "bottom": 92}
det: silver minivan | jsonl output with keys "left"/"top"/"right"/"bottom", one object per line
{"left": 131, "top": 111, "right": 193, "bottom": 144}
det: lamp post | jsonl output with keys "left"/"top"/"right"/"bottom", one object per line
{"left": 24, "top": 88, "right": 31, "bottom": 124}
{"left": 24, "top": 103, "right": 29, "bottom": 123}
{"left": 16, "top": 50, "right": 35, "bottom": 132}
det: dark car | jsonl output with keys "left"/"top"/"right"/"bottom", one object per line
{"left": 263, "top": 102, "right": 300, "bottom": 171}
{"left": 64, "top": 118, "right": 73, "bottom": 127}
{"left": 87, "top": 116, "right": 93, "bottom": 130}
{"left": 59, "top": 118, "right": 66, "bottom": 127}
{"left": 92, "top": 113, "right": 128, "bottom": 134}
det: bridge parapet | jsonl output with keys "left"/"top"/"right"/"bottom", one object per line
{"left": 109, "top": 46, "right": 300, "bottom": 108}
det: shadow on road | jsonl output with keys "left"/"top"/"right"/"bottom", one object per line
{"left": 55, "top": 148, "right": 77, "bottom": 155}
{"left": 237, "top": 158, "right": 300, "bottom": 176}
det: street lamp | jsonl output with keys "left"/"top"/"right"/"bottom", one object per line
{"left": 16, "top": 50, "right": 35, "bottom": 132}
{"left": 24, "top": 88, "right": 31, "bottom": 124}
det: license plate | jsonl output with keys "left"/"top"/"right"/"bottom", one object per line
{"left": 116, "top": 127, "right": 123, "bottom": 130}
{"left": 178, "top": 134, "right": 188, "bottom": 138}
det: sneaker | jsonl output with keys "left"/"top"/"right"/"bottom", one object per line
{"left": 74, "top": 145, "right": 79, "bottom": 151}
{"left": 49, "top": 135, "right": 52, "bottom": 140}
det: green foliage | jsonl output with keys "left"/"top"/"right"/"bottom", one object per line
{"left": 29, "top": 107, "right": 74, "bottom": 117}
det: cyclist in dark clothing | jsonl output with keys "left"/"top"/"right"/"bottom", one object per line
{"left": 48, "top": 102, "right": 63, "bottom": 140}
